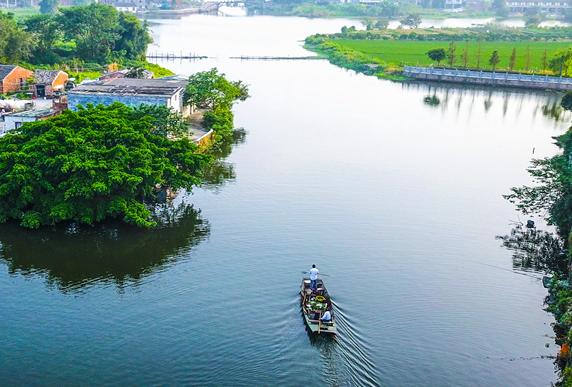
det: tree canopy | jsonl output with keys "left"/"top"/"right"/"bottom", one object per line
{"left": 0, "top": 12, "right": 34, "bottom": 63}
{"left": 426, "top": 48, "right": 446, "bottom": 65}
{"left": 184, "top": 68, "right": 249, "bottom": 110}
{"left": 4, "top": 4, "right": 151, "bottom": 65}
{"left": 400, "top": 14, "right": 421, "bottom": 29}
{"left": 0, "top": 103, "right": 208, "bottom": 229}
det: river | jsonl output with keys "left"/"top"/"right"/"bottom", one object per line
{"left": 1, "top": 15, "right": 571, "bottom": 386}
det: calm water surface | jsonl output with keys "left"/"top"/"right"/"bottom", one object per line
{"left": 2, "top": 15, "right": 571, "bottom": 386}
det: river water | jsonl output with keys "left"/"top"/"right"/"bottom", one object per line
{"left": 2, "top": 15, "right": 571, "bottom": 386}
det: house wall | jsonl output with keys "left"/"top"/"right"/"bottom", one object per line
{"left": 167, "top": 89, "right": 188, "bottom": 116}
{"left": 1, "top": 67, "right": 34, "bottom": 94}
{"left": 68, "top": 93, "right": 173, "bottom": 111}
{"left": 50, "top": 72, "right": 69, "bottom": 96}
{"left": 4, "top": 115, "right": 39, "bottom": 131}
{"left": 3, "top": 111, "right": 59, "bottom": 132}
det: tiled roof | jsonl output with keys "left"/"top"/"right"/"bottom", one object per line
{"left": 34, "top": 70, "right": 62, "bottom": 85}
{"left": 0, "top": 65, "right": 16, "bottom": 81}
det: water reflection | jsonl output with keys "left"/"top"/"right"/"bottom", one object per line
{"left": 201, "top": 128, "right": 247, "bottom": 191}
{"left": 423, "top": 95, "right": 440, "bottom": 107}
{"left": 0, "top": 203, "right": 210, "bottom": 292}
{"left": 497, "top": 223, "right": 567, "bottom": 275}
{"left": 0, "top": 127, "right": 247, "bottom": 292}
{"left": 405, "top": 82, "right": 565, "bottom": 122}
{"left": 542, "top": 102, "right": 568, "bottom": 122}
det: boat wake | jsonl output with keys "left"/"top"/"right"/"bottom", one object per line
{"left": 310, "top": 300, "right": 381, "bottom": 386}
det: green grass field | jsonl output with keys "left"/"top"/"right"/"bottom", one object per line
{"left": 335, "top": 40, "right": 572, "bottom": 72}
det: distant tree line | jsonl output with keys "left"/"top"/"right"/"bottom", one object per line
{"left": 0, "top": 4, "right": 151, "bottom": 65}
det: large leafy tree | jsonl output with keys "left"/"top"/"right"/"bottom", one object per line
{"left": 22, "top": 14, "right": 62, "bottom": 64}
{"left": 0, "top": 103, "right": 208, "bottom": 229}
{"left": 58, "top": 4, "right": 121, "bottom": 63}
{"left": 184, "top": 68, "right": 249, "bottom": 110}
{"left": 0, "top": 12, "right": 34, "bottom": 63}
{"left": 114, "top": 12, "right": 152, "bottom": 60}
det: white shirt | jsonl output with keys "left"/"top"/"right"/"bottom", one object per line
{"left": 321, "top": 311, "right": 331, "bottom": 321}
{"left": 309, "top": 267, "right": 319, "bottom": 280}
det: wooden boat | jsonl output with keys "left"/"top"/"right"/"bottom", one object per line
{"left": 300, "top": 278, "right": 337, "bottom": 334}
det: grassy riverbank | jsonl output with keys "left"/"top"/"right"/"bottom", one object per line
{"left": 305, "top": 27, "right": 572, "bottom": 79}
{"left": 334, "top": 39, "right": 570, "bottom": 71}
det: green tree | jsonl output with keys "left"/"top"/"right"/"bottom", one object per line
{"left": 58, "top": 4, "right": 121, "bottom": 63}
{"left": 505, "top": 130, "right": 572, "bottom": 237}
{"left": 509, "top": 48, "right": 516, "bottom": 71}
{"left": 114, "top": 12, "right": 152, "bottom": 61}
{"left": 184, "top": 68, "right": 249, "bottom": 111}
{"left": 542, "top": 49, "right": 548, "bottom": 72}
{"left": 549, "top": 50, "right": 572, "bottom": 76}
{"left": 22, "top": 14, "right": 62, "bottom": 64}
{"left": 39, "top": 0, "right": 58, "bottom": 14}
{"left": 0, "top": 12, "right": 34, "bottom": 63}
{"left": 400, "top": 14, "right": 421, "bottom": 29}
{"left": 461, "top": 42, "right": 469, "bottom": 68}
{"left": 0, "top": 103, "right": 208, "bottom": 229}
{"left": 447, "top": 41, "right": 457, "bottom": 67}
{"left": 426, "top": 48, "right": 446, "bottom": 65}
{"left": 489, "top": 50, "right": 500, "bottom": 71}
{"left": 476, "top": 41, "right": 482, "bottom": 69}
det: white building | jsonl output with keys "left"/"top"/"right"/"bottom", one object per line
{"left": 3, "top": 108, "right": 59, "bottom": 132}
{"left": 507, "top": 0, "right": 571, "bottom": 12}
{"left": 68, "top": 78, "right": 190, "bottom": 116}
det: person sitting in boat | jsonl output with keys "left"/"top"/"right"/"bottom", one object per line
{"left": 320, "top": 310, "right": 332, "bottom": 323}
{"left": 309, "top": 264, "right": 319, "bottom": 291}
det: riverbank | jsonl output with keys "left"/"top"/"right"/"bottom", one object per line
{"left": 304, "top": 26, "right": 572, "bottom": 84}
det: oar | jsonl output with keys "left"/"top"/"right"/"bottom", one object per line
{"left": 301, "top": 271, "right": 330, "bottom": 277}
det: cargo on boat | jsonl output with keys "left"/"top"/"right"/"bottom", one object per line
{"left": 300, "top": 278, "right": 337, "bottom": 334}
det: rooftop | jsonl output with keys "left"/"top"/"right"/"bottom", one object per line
{"left": 7, "top": 108, "right": 57, "bottom": 119}
{"left": 0, "top": 65, "right": 16, "bottom": 80}
{"left": 70, "top": 78, "right": 188, "bottom": 97}
{"left": 35, "top": 70, "right": 65, "bottom": 84}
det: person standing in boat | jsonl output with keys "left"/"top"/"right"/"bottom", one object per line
{"left": 309, "top": 264, "right": 319, "bottom": 291}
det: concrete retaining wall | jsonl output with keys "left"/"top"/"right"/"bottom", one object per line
{"left": 403, "top": 66, "right": 572, "bottom": 91}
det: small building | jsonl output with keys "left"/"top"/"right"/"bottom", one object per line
{"left": 444, "top": 0, "right": 464, "bottom": 10}
{"left": 99, "top": 70, "right": 129, "bottom": 81}
{"left": 68, "top": 78, "right": 190, "bottom": 116}
{"left": 507, "top": 0, "right": 571, "bottom": 13}
{"left": 33, "top": 70, "right": 69, "bottom": 98}
{"left": 3, "top": 108, "right": 60, "bottom": 132}
{"left": 0, "top": 65, "right": 34, "bottom": 94}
